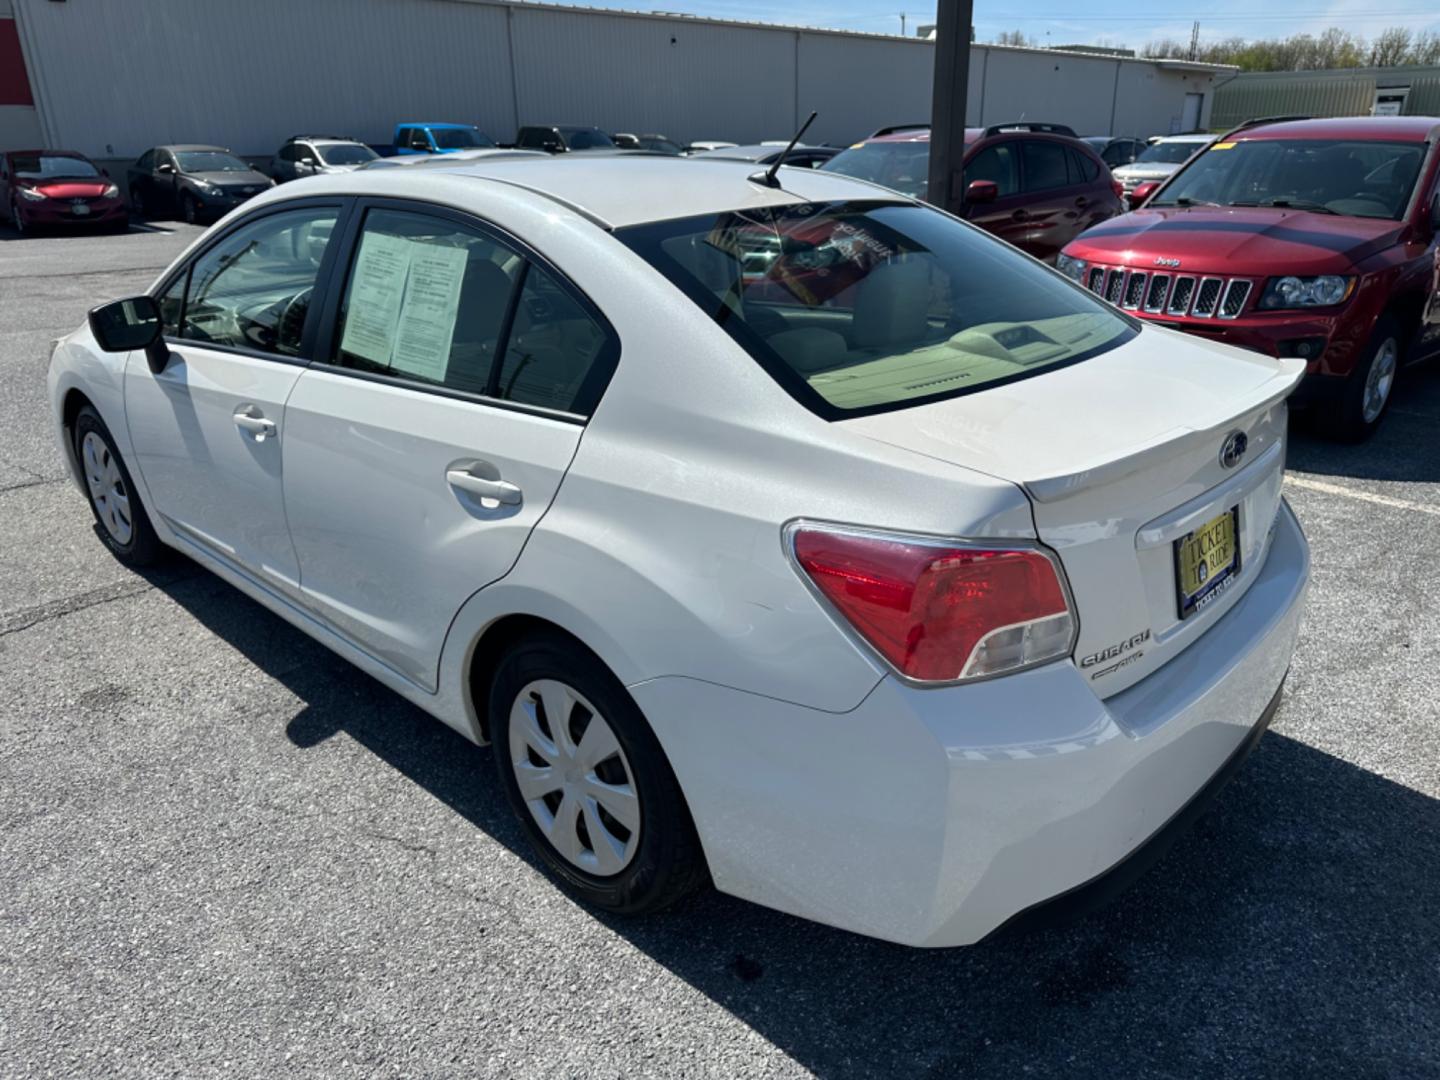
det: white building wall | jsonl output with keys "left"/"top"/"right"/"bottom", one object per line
{"left": 9, "top": 0, "right": 1231, "bottom": 158}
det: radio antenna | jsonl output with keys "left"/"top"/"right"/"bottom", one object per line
{"left": 753, "top": 110, "right": 818, "bottom": 188}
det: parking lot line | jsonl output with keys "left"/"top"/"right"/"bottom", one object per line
{"left": 1286, "top": 474, "right": 1440, "bottom": 517}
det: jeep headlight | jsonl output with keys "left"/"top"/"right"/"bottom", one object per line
{"left": 1257, "top": 275, "right": 1354, "bottom": 310}
{"left": 1056, "top": 253, "right": 1087, "bottom": 282}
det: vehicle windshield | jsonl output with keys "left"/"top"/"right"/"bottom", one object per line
{"left": 1152, "top": 138, "right": 1425, "bottom": 220}
{"left": 1136, "top": 141, "right": 1206, "bottom": 165}
{"left": 433, "top": 128, "right": 495, "bottom": 149}
{"left": 822, "top": 143, "right": 930, "bottom": 199}
{"left": 318, "top": 143, "right": 378, "bottom": 165}
{"left": 639, "top": 137, "right": 683, "bottom": 155}
{"left": 13, "top": 154, "right": 100, "bottom": 179}
{"left": 566, "top": 129, "right": 616, "bottom": 150}
{"left": 176, "top": 152, "right": 250, "bottom": 173}
{"left": 617, "top": 200, "right": 1134, "bottom": 418}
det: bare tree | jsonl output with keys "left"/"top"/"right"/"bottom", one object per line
{"left": 994, "top": 29, "right": 1034, "bottom": 47}
{"left": 1370, "top": 27, "right": 1412, "bottom": 67}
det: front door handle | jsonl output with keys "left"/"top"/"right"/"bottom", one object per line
{"left": 1011, "top": 208, "right": 1030, "bottom": 221}
{"left": 446, "top": 466, "right": 522, "bottom": 506}
{"left": 233, "top": 405, "right": 277, "bottom": 441}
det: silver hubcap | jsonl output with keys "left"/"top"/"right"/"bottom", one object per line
{"left": 1363, "top": 338, "right": 1397, "bottom": 424}
{"left": 508, "top": 678, "right": 640, "bottom": 876}
{"left": 81, "top": 431, "right": 133, "bottom": 545}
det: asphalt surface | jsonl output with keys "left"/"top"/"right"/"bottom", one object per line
{"left": 2, "top": 221, "right": 1439, "bottom": 1079}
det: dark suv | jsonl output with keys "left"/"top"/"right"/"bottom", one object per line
{"left": 515, "top": 126, "right": 617, "bottom": 153}
{"left": 1060, "top": 116, "right": 1440, "bottom": 440}
{"left": 822, "top": 123, "right": 1124, "bottom": 262}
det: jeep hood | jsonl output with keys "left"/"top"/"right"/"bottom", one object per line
{"left": 1068, "top": 205, "right": 1403, "bottom": 277}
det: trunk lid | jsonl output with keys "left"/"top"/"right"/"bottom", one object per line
{"left": 840, "top": 324, "right": 1303, "bottom": 696}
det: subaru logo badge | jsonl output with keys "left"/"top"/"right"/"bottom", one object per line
{"left": 1220, "top": 430, "right": 1248, "bottom": 469}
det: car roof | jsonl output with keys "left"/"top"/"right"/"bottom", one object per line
{"left": 868, "top": 129, "right": 987, "bottom": 145}
{"left": 1235, "top": 115, "right": 1439, "bottom": 142}
{"left": 155, "top": 144, "right": 229, "bottom": 153}
{"left": 6, "top": 148, "right": 88, "bottom": 158}
{"left": 295, "top": 155, "right": 911, "bottom": 229}
{"left": 398, "top": 122, "right": 475, "bottom": 130}
{"left": 1155, "top": 133, "right": 1216, "bottom": 143}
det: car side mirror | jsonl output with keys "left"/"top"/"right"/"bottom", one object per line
{"left": 157, "top": 163, "right": 174, "bottom": 175}
{"left": 89, "top": 296, "right": 170, "bottom": 373}
{"left": 1129, "top": 181, "right": 1160, "bottom": 207}
{"left": 966, "top": 179, "right": 999, "bottom": 205}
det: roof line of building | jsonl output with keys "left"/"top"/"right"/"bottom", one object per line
{"left": 428, "top": 0, "right": 1237, "bottom": 68}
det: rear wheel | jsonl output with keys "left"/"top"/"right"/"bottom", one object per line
{"left": 1319, "top": 314, "right": 1401, "bottom": 442}
{"left": 75, "top": 406, "right": 164, "bottom": 566}
{"left": 489, "top": 631, "right": 706, "bottom": 914}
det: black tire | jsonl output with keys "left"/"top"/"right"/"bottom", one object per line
{"left": 74, "top": 406, "right": 165, "bottom": 567}
{"left": 11, "top": 198, "right": 26, "bottom": 235}
{"left": 489, "top": 631, "right": 707, "bottom": 915}
{"left": 129, "top": 187, "right": 145, "bottom": 218}
{"left": 1317, "top": 313, "right": 1402, "bottom": 443}
{"left": 182, "top": 192, "right": 198, "bottom": 225}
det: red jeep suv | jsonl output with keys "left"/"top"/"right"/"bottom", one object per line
{"left": 822, "top": 122, "right": 1124, "bottom": 263}
{"left": 1059, "top": 116, "right": 1440, "bottom": 440}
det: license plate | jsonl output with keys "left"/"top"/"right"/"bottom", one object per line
{"left": 1174, "top": 507, "right": 1240, "bottom": 619}
{"left": 72, "top": 203, "right": 90, "bottom": 216}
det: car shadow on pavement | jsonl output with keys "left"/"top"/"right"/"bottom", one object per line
{"left": 1289, "top": 361, "right": 1440, "bottom": 483}
{"left": 146, "top": 562, "right": 1440, "bottom": 1079}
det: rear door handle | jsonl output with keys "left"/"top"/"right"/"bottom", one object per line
{"left": 1011, "top": 209, "right": 1030, "bottom": 221}
{"left": 233, "top": 405, "right": 277, "bottom": 441}
{"left": 446, "top": 465, "right": 522, "bottom": 506}
{"left": 1075, "top": 196, "right": 1089, "bottom": 208}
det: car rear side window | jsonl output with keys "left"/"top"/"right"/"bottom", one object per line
{"left": 1021, "top": 140, "right": 1070, "bottom": 191}
{"left": 175, "top": 207, "right": 339, "bottom": 357}
{"left": 617, "top": 200, "right": 1134, "bottom": 419}
{"left": 331, "top": 208, "right": 615, "bottom": 414}
{"left": 1068, "top": 148, "right": 1100, "bottom": 183}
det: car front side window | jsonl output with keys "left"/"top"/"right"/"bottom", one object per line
{"left": 174, "top": 207, "right": 339, "bottom": 357}
{"left": 963, "top": 144, "right": 1019, "bottom": 197}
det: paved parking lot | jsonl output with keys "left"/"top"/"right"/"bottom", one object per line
{"left": 3, "top": 222, "right": 1439, "bottom": 1079}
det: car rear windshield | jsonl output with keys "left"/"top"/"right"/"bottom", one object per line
{"left": 565, "top": 129, "right": 615, "bottom": 150}
{"left": 822, "top": 143, "right": 930, "bottom": 199}
{"left": 13, "top": 154, "right": 100, "bottom": 179}
{"left": 319, "top": 143, "right": 378, "bottom": 165}
{"left": 1136, "top": 141, "right": 1205, "bottom": 165}
{"left": 176, "top": 152, "right": 250, "bottom": 173}
{"left": 433, "top": 128, "right": 494, "bottom": 149}
{"left": 617, "top": 200, "right": 1135, "bottom": 419}
{"left": 1152, "top": 138, "right": 1426, "bottom": 220}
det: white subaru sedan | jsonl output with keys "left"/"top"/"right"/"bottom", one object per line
{"left": 49, "top": 156, "right": 1308, "bottom": 946}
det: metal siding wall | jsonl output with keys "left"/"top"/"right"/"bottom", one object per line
{"left": 1403, "top": 74, "right": 1440, "bottom": 115}
{"left": 796, "top": 35, "right": 934, "bottom": 145}
{"left": 15, "top": 0, "right": 517, "bottom": 156}
{"left": 972, "top": 50, "right": 1118, "bottom": 134}
{"left": 509, "top": 10, "right": 793, "bottom": 145}
{"left": 1212, "top": 75, "right": 1375, "bottom": 129}
{"left": 14, "top": 0, "right": 1234, "bottom": 158}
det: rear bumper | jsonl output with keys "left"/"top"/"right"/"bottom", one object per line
{"left": 632, "top": 500, "right": 1309, "bottom": 947}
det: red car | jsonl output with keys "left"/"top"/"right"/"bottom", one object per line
{"left": 821, "top": 122, "right": 1125, "bottom": 263}
{"left": 1059, "top": 116, "right": 1440, "bottom": 441}
{"left": 0, "top": 149, "right": 128, "bottom": 234}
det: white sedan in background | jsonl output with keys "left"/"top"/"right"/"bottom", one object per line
{"left": 50, "top": 155, "right": 1308, "bottom": 946}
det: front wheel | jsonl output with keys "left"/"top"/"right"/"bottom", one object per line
{"left": 11, "top": 199, "right": 25, "bottom": 235}
{"left": 1318, "top": 314, "right": 1401, "bottom": 442}
{"left": 182, "top": 192, "right": 199, "bottom": 225}
{"left": 75, "top": 406, "right": 164, "bottom": 566}
{"left": 489, "top": 632, "right": 707, "bottom": 915}
{"left": 129, "top": 187, "right": 145, "bottom": 218}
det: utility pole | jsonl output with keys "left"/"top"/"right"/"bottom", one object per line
{"left": 900, "top": 13, "right": 906, "bottom": 37}
{"left": 1189, "top": 20, "right": 1200, "bottom": 61}
{"left": 926, "top": 0, "right": 974, "bottom": 217}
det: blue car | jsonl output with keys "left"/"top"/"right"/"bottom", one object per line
{"left": 392, "top": 123, "right": 497, "bottom": 156}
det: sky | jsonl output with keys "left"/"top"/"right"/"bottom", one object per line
{"left": 580, "top": 0, "right": 1440, "bottom": 47}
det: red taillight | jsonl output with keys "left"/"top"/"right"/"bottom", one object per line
{"left": 790, "top": 524, "right": 1075, "bottom": 683}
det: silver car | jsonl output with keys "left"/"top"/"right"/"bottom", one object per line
{"left": 270, "top": 136, "right": 378, "bottom": 183}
